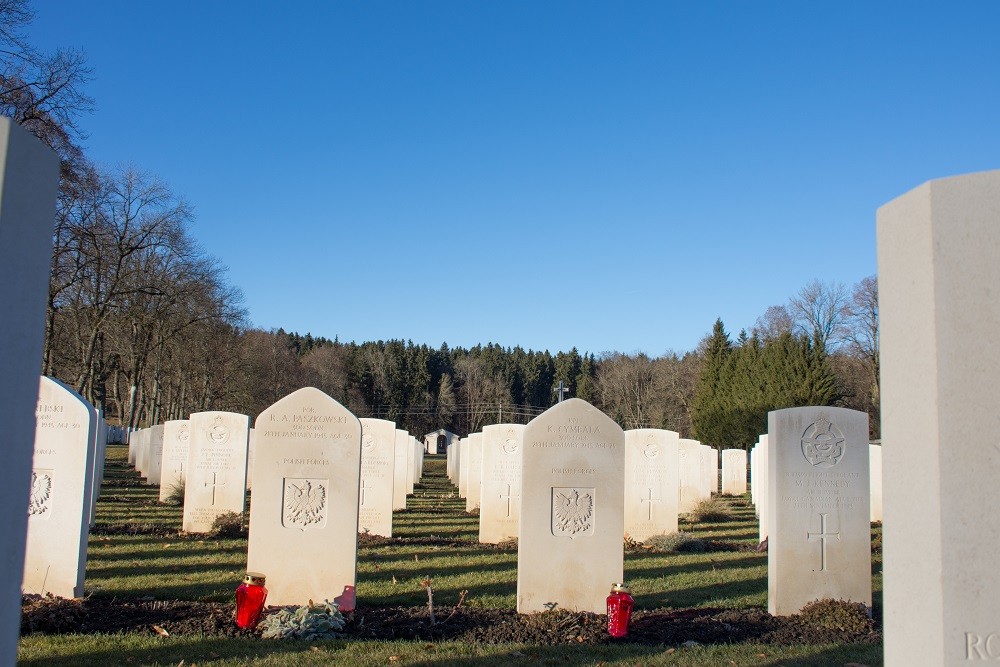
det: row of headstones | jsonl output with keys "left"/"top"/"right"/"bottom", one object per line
{"left": 446, "top": 428, "right": 754, "bottom": 544}
{"left": 22, "top": 375, "right": 870, "bottom": 618}
{"left": 22, "top": 377, "right": 423, "bottom": 612}
{"left": 126, "top": 416, "right": 426, "bottom": 537}
{"left": 505, "top": 399, "right": 876, "bottom": 615}
{"left": 749, "top": 437, "right": 884, "bottom": 544}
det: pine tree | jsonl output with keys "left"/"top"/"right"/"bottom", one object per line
{"left": 692, "top": 319, "right": 732, "bottom": 447}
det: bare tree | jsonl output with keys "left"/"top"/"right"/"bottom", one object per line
{"left": 788, "top": 279, "right": 849, "bottom": 349}
{"left": 0, "top": 0, "right": 92, "bottom": 164}
{"left": 595, "top": 352, "right": 657, "bottom": 430}
{"left": 753, "top": 304, "right": 793, "bottom": 340}
{"left": 843, "top": 274, "right": 879, "bottom": 435}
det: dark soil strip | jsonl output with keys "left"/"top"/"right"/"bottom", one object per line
{"left": 21, "top": 596, "right": 880, "bottom": 647}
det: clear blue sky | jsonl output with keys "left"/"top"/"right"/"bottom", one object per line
{"left": 29, "top": 2, "right": 1000, "bottom": 357}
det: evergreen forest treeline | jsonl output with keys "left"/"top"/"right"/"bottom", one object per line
{"left": 3, "top": 1, "right": 881, "bottom": 447}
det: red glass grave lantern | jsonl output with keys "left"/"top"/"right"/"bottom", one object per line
{"left": 606, "top": 582, "right": 634, "bottom": 638}
{"left": 235, "top": 572, "right": 268, "bottom": 629}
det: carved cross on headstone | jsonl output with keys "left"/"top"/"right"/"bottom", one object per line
{"left": 807, "top": 512, "right": 841, "bottom": 571}
{"left": 500, "top": 483, "right": 520, "bottom": 517}
{"left": 640, "top": 487, "right": 661, "bottom": 521}
{"left": 360, "top": 479, "right": 374, "bottom": 507}
{"left": 204, "top": 472, "right": 227, "bottom": 506}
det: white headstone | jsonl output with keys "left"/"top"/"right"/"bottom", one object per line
{"left": 146, "top": 424, "right": 165, "bottom": 486}
{"left": 868, "top": 443, "right": 882, "bottom": 523}
{"left": 358, "top": 418, "right": 396, "bottom": 537}
{"left": 247, "top": 387, "right": 361, "bottom": 610}
{"left": 624, "top": 429, "right": 679, "bottom": 542}
{"left": 721, "top": 449, "right": 748, "bottom": 495}
{"left": 709, "top": 447, "right": 719, "bottom": 495}
{"left": 517, "top": 398, "right": 625, "bottom": 613}
{"left": 246, "top": 428, "right": 256, "bottom": 490}
{"left": 135, "top": 428, "right": 149, "bottom": 477}
{"left": 877, "top": 170, "right": 1000, "bottom": 665}
{"left": 458, "top": 436, "right": 470, "bottom": 498}
{"left": 392, "top": 429, "right": 408, "bottom": 511}
{"left": 23, "top": 377, "right": 97, "bottom": 598}
{"left": 479, "top": 424, "right": 524, "bottom": 544}
{"left": 677, "top": 439, "right": 702, "bottom": 514}
{"left": 767, "top": 406, "right": 871, "bottom": 616}
{"left": 465, "top": 432, "right": 483, "bottom": 512}
{"left": 405, "top": 433, "right": 415, "bottom": 495}
{"left": 158, "top": 420, "right": 190, "bottom": 502}
{"left": 756, "top": 435, "right": 770, "bottom": 543}
{"left": 0, "top": 121, "right": 69, "bottom": 661}
{"left": 413, "top": 436, "right": 424, "bottom": 484}
{"left": 87, "top": 412, "right": 107, "bottom": 528}
{"left": 182, "top": 411, "right": 250, "bottom": 533}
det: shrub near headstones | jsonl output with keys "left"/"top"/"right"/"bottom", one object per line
{"left": 767, "top": 406, "right": 870, "bottom": 616}
{"left": 517, "top": 398, "right": 625, "bottom": 613}
{"left": 247, "top": 387, "right": 361, "bottom": 610}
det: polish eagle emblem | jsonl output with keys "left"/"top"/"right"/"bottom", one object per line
{"left": 283, "top": 479, "right": 327, "bottom": 528}
{"left": 29, "top": 471, "right": 52, "bottom": 517}
{"left": 552, "top": 488, "right": 594, "bottom": 536}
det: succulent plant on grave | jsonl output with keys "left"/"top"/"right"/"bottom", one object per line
{"left": 259, "top": 599, "right": 346, "bottom": 640}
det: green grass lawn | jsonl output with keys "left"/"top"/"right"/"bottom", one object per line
{"left": 18, "top": 447, "right": 883, "bottom": 666}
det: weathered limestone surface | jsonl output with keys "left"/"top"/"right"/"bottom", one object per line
{"left": 182, "top": 411, "right": 250, "bottom": 533}
{"left": 358, "top": 418, "right": 395, "bottom": 537}
{"left": 247, "top": 387, "right": 361, "bottom": 610}
{"left": 623, "top": 429, "right": 679, "bottom": 541}
{"left": 877, "top": 170, "right": 1000, "bottom": 665}
{"left": 767, "top": 406, "right": 871, "bottom": 616}
{"left": 23, "top": 377, "right": 97, "bottom": 599}
{"left": 479, "top": 424, "right": 524, "bottom": 544}
{"left": 517, "top": 399, "right": 625, "bottom": 613}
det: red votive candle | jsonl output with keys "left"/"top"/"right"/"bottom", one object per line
{"left": 606, "top": 583, "right": 634, "bottom": 638}
{"left": 235, "top": 572, "right": 268, "bottom": 629}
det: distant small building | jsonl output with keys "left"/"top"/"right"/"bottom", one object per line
{"left": 423, "top": 429, "right": 460, "bottom": 454}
